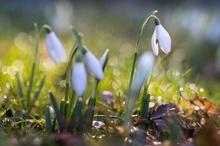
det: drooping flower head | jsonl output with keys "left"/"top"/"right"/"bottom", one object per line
{"left": 151, "top": 18, "right": 171, "bottom": 56}
{"left": 46, "top": 29, "right": 66, "bottom": 63}
{"left": 83, "top": 47, "right": 104, "bottom": 80}
{"left": 99, "top": 49, "right": 109, "bottom": 71}
{"left": 71, "top": 53, "right": 87, "bottom": 97}
{"left": 132, "top": 51, "right": 155, "bottom": 93}
{"left": 71, "top": 46, "right": 105, "bottom": 96}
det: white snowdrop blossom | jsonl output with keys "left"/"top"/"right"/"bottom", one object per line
{"left": 151, "top": 18, "right": 171, "bottom": 56}
{"left": 132, "top": 51, "right": 155, "bottom": 93}
{"left": 46, "top": 32, "right": 66, "bottom": 63}
{"left": 85, "top": 51, "right": 103, "bottom": 80}
{"left": 99, "top": 49, "right": 109, "bottom": 70}
{"left": 71, "top": 62, "right": 87, "bottom": 97}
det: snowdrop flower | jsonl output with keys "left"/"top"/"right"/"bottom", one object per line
{"left": 151, "top": 18, "right": 171, "bottom": 56}
{"left": 132, "top": 51, "right": 155, "bottom": 93}
{"left": 71, "top": 54, "right": 87, "bottom": 97}
{"left": 46, "top": 31, "right": 66, "bottom": 63}
{"left": 84, "top": 48, "right": 103, "bottom": 80}
{"left": 99, "top": 49, "right": 109, "bottom": 70}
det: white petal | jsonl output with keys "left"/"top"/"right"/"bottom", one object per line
{"left": 85, "top": 51, "right": 103, "bottom": 80}
{"left": 46, "top": 32, "right": 66, "bottom": 63}
{"left": 71, "top": 62, "right": 87, "bottom": 97}
{"left": 155, "top": 25, "right": 171, "bottom": 54}
{"left": 99, "top": 49, "right": 109, "bottom": 70}
{"left": 132, "top": 51, "right": 155, "bottom": 93}
{"left": 151, "top": 29, "right": 159, "bottom": 56}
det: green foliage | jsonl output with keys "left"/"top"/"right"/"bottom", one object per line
{"left": 0, "top": 8, "right": 220, "bottom": 146}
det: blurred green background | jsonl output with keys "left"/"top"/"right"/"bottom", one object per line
{"left": 1, "top": 0, "right": 220, "bottom": 75}
{"left": 1, "top": 0, "right": 220, "bottom": 107}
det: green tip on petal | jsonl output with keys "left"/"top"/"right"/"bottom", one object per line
{"left": 100, "top": 49, "right": 109, "bottom": 71}
{"left": 82, "top": 46, "right": 88, "bottom": 55}
{"left": 155, "top": 18, "right": 161, "bottom": 26}
{"left": 43, "top": 25, "right": 53, "bottom": 34}
{"left": 76, "top": 52, "right": 84, "bottom": 62}
{"left": 46, "top": 31, "right": 66, "bottom": 63}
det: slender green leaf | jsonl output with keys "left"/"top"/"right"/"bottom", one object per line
{"left": 27, "top": 23, "right": 40, "bottom": 108}
{"left": 87, "top": 98, "right": 96, "bottom": 130}
{"left": 32, "top": 75, "right": 46, "bottom": 107}
{"left": 139, "top": 86, "right": 150, "bottom": 121}
{"left": 16, "top": 72, "right": 25, "bottom": 108}
{"left": 180, "top": 68, "right": 192, "bottom": 79}
{"left": 140, "top": 93, "right": 150, "bottom": 120}
{"left": 67, "top": 91, "right": 75, "bottom": 117}
{"left": 64, "top": 101, "right": 69, "bottom": 117}
{"left": 49, "top": 92, "right": 62, "bottom": 131}
{"left": 71, "top": 97, "right": 84, "bottom": 123}
{"left": 60, "top": 99, "right": 65, "bottom": 116}
{"left": 46, "top": 106, "right": 52, "bottom": 133}
{"left": 51, "top": 117, "right": 56, "bottom": 133}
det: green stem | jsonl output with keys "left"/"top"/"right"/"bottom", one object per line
{"left": 72, "top": 28, "right": 83, "bottom": 51}
{"left": 140, "top": 87, "right": 150, "bottom": 120}
{"left": 126, "top": 10, "right": 157, "bottom": 116}
{"left": 87, "top": 79, "right": 100, "bottom": 130}
{"left": 16, "top": 72, "right": 25, "bottom": 109}
{"left": 27, "top": 24, "right": 52, "bottom": 108}
{"left": 64, "top": 44, "right": 78, "bottom": 102}
{"left": 27, "top": 23, "right": 40, "bottom": 108}
{"left": 64, "top": 28, "right": 83, "bottom": 115}
{"left": 40, "top": 24, "right": 52, "bottom": 34}
{"left": 124, "top": 91, "right": 137, "bottom": 126}
{"left": 145, "top": 61, "right": 155, "bottom": 93}
{"left": 71, "top": 97, "right": 84, "bottom": 122}
{"left": 90, "top": 80, "right": 99, "bottom": 100}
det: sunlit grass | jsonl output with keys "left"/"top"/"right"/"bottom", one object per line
{"left": 0, "top": 9, "right": 220, "bottom": 145}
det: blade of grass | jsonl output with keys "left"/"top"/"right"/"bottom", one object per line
{"left": 15, "top": 72, "right": 25, "bottom": 108}
{"left": 31, "top": 75, "right": 46, "bottom": 108}
{"left": 117, "top": 92, "right": 123, "bottom": 117}
{"left": 96, "top": 101, "right": 115, "bottom": 113}
{"left": 27, "top": 23, "right": 40, "bottom": 107}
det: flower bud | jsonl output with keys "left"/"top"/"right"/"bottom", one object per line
{"left": 132, "top": 51, "right": 155, "bottom": 93}
{"left": 84, "top": 51, "right": 104, "bottom": 80}
{"left": 100, "top": 49, "right": 109, "bottom": 71}
{"left": 46, "top": 31, "right": 66, "bottom": 63}
{"left": 71, "top": 61, "right": 87, "bottom": 97}
{"left": 151, "top": 18, "right": 171, "bottom": 56}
